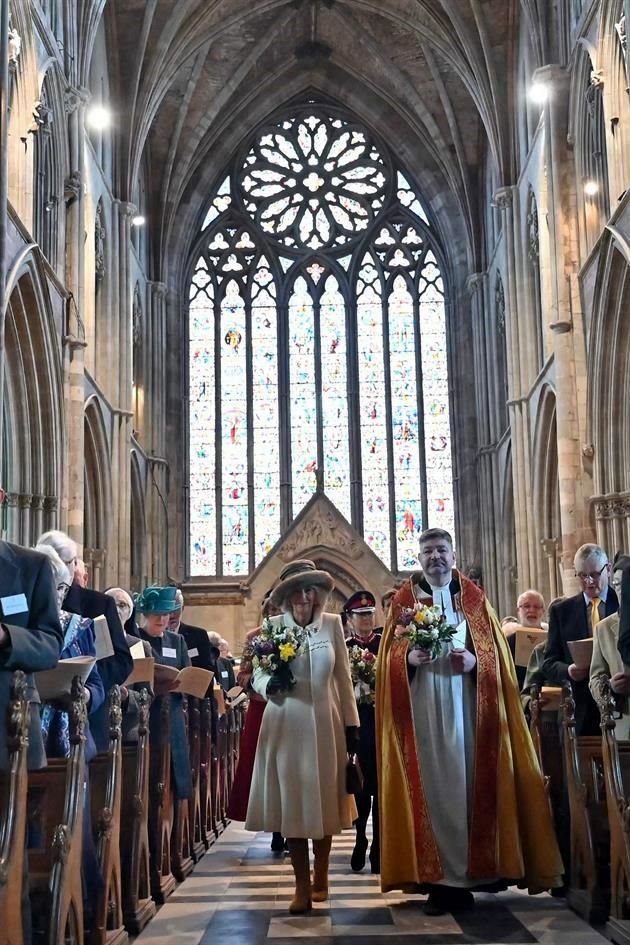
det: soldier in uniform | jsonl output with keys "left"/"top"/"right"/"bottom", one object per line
{"left": 344, "top": 590, "right": 381, "bottom": 874}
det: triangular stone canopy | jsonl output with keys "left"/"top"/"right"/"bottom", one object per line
{"left": 243, "top": 492, "right": 395, "bottom": 628}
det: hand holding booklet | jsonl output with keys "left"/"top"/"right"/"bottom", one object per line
{"left": 35, "top": 656, "right": 96, "bottom": 702}
{"left": 568, "top": 638, "right": 594, "bottom": 670}
{"left": 513, "top": 627, "right": 547, "bottom": 667}
{"left": 153, "top": 663, "right": 214, "bottom": 698}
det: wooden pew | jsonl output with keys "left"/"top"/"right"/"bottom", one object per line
{"left": 120, "top": 688, "right": 155, "bottom": 934}
{"left": 593, "top": 676, "right": 630, "bottom": 944}
{"left": 213, "top": 689, "right": 228, "bottom": 835}
{"left": 187, "top": 698, "right": 206, "bottom": 861}
{"left": 171, "top": 700, "right": 194, "bottom": 882}
{"left": 198, "top": 697, "right": 215, "bottom": 847}
{"left": 0, "top": 671, "right": 30, "bottom": 945}
{"left": 147, "top": 696, "right": 176, "bottom": 904}
{"left": 89, "top": 688, "right": 128, "bottom": 945}
{"left": 28, "top": 679, "right": 87, "bottom": 945}
{"left": 562, "top": 683, "right": 610, "bottom": 922}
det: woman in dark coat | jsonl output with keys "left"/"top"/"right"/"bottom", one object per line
{"left": 344, "top": 590, "right": 381, "bottom": 875}
{"left": 136, "top": 585, "right": 193, "bottom": 801}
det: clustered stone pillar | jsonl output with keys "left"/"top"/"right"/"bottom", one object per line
{"left": 110, "top": 200, "right": 135, "bottom": 589}
{"left": 0, "top": 4, "right": 10, "bottom": 472}
{"left": 147, "top": 281, "right": 168, "bottom": 586}
{"left": 62, "top": 88, "right": 89, "bottom": 544}
{"left": 535, "top": 64, "right": 587, "bottom": 595}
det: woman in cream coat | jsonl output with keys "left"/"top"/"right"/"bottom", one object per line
{"left": 246, "top": 560, "right": 360, "bottom": 914}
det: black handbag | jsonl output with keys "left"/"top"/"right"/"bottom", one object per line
{"left": 346, "top": 753, "right": 364, "bottom": 794}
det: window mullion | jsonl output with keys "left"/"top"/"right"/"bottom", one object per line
{"left": 214, "top": 298, "right": 224, "bottom": 575}
{"left": 414, "top": 294, "right": 429, "bottom": 530}
{"left": 382, "top": 290, "right": 397, "bottom": 572}
{"left": 246, "top": 297, "right": 255, "bottom": 571}
{"left": 347, "top": 296, "right": 362, "bottom": 531}
{"left": 278, "top": 300, "right": 292, "bottom": 529}
{"left": 314, "top": 299, "right": 325, "bottom": 482}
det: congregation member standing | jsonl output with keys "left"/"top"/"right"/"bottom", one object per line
{"left": 170, "top": 588, "right": 218, "bottom": 687}
{"left": 502, "top": 590, "right": 547, "bottom": 688}
{"left": 344, "top": 590, "right": 381, "bottom": 874}
{"left": 544, "top": 543, "right": 618, "bottom": 735}
{"left": 246, "top": 560, "right": 359, "bottom": 915}
{"left": 377, "top": 528, "right": 562, "bottom": 915}
{"left": 37, "top": 530, "right": 133, "bottom": 750}
{"left": 136, "top": 585, "right": 193, "bottom": 803}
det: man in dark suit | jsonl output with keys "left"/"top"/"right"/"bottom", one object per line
{"left": 543, "top": 543, "right": 619, "bottom": 735}
{"left": 37, "top": 530, "right": 133, "bottom": 751}
{"left": 0, "top": 539, "right": 63, "bottom": 768}
{"left": 0, "top": 535, "right": 63, "bottom": 944}
{"left": 169, "top": 589, "right": 220, "bottom": 685}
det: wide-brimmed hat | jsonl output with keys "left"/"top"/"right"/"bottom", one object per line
{"left": 271, "top": 559, "right": 333, "bottom": 607}
{"left": 135, "top": 585, "right": 180, "bottom": 615}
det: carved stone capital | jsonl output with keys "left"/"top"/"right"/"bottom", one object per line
{"left": 540, "top": 537, "right": 559, "bottom": 558}
{"left": 64, "top": 171, "right": 82, "bottom": 205}
{"left": 150, "top": 281, "right": 168, "bottom": 300}
{"left": 43, "top": 496, "right": 58, "bottom": 513}
{"left": 64, "top": 86, "right": 89, "bottom": 115}
{"left": 17, "top": 494, "right": 33, "bottom": 510}
{"left": 549, "top": 320, "right": 572, "bottom": 334}
{"left": 492, "top": 187, "right": 514, "bottom": 211}
{"left": 466, "top": 272, "right": 486, "bottom": 296}
{"left": 116, "top": 200, "right": 137, "bottom": 219}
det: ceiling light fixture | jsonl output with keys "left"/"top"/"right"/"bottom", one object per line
{"left": 528, "top": 82, "right": 549, "bottom": 105}
{"left": 131, "top": 215, "right": 146, "bottom": 227}
{"left": 86, "top": 104, "right": 111, "bottom": 130}
{"left": 584, "top": 180, "right": 599, "bottom": 197}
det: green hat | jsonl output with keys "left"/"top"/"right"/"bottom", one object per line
{"left": 135, "top": 585, "right": 180, "bottom": 615}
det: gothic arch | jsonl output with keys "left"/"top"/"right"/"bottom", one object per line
{"left": 2, "top": 251, "right": 63, "bottom": 544}
{"left": 500, "top": 447, "right": 517, "bottom": 612}
{"left": 84, "top": 395, "right": 113, "bottom": 588}
{"left": 130, "top": 451, "right": 147, "bottom": 593}
{"left": 532, "top": 385, "right": 561, "bottom": 602}
{"left": 587, "top": 229, "right": 630, "bottom": 505}
{"left": 569, "top": 45, "right": 610, "bottom": 259}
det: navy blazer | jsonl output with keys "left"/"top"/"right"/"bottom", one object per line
{"left": 141, "top": 627, "right": 193, "bottom": 800}
{"left": 543, "top": 588, "right": 619, "bottom": 734}
{"left": 64, "top": 583, "right": 133, "bottom": 751}
{"left": 0, "top": 541, "right": 63, "bottom": 769}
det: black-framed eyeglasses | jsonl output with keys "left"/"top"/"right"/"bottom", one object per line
{"left": 576, "top": 563, "right": 608, "bottom": 583}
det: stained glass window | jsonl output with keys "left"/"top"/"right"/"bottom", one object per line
{"left": 188, "top": 103, "right": 455, "bottom": 575}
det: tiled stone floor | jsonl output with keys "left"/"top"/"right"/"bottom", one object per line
{"left": 136, "top": 824, "right": 610, "bottom": 945}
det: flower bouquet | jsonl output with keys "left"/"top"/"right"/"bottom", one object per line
{"left": 251, "top": 617, "right": 306, "bottom": 693}
{"left": 394, "top": 604, "right": 457, "bottom": 660}
{"left": 348, "top": 645, "right": 377, "bottom": 705}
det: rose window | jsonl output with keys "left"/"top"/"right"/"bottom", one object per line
{"left": 238, "top": 111, "right": 389, "bottom": 252}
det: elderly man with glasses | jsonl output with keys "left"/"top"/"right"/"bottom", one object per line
{"left": 543, "top": 543, "right": 619, "bottom": 735}
{"left": 590, "top": 554, "right": 630, "bottom": 739}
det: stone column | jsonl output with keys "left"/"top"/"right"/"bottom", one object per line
{"left": 467, "top": 272, "right": 500, "bottom": 605}
{"left": 0, "top": 4, "right": 10, "bottom": 452}
{"left": 63, "top": 87, "right": 89, "bottom": 546}
{"left": 494, "top": 186, "right": 532, "bottom": 594}
{"left": 534, "top": 64, "right": 585, "bottom": 595}
{"left": 111, "top": 200, "right": 136, "bottom": 588}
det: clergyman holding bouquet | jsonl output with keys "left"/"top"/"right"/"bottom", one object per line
{"left": 376, "top": 528, "right": 563, "bottom": 916}
{"left": 245, "top": 559, "right": 359, "bottom": 915}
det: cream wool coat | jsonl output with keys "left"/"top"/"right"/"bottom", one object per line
{"left": 245, "top": 611, "right": 360, "bottom": 839}
{"left": 590, "top": 613, "right": 630, "bottom": 739}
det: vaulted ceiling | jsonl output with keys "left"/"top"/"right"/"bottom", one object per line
{"left": 108, "top": 0, "right": 520, "bottom": 284}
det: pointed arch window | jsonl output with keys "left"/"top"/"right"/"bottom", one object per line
{"left": 188, "top": 105, "right": 455, "bottom": 576}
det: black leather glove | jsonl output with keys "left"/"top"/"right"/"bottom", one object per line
{"left": 266, "top": 673, "right": 284, "bottom": 696}
{"left": 345, "top": 725, "right": 360, "bottom": 755}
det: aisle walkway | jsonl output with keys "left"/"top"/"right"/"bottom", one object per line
{"left": 136, "top": 824, "right": 609, "bottom": 945}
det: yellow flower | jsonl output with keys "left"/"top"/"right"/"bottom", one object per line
{"left": 279, "top": 642, "right": 296, "bottom": 662}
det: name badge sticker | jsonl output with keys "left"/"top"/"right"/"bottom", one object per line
{"left": 1, "top": 593, "right": 28, "bottom": 617}
{"left": 188, "top": 648, "right": 199, "bottom": 658}
{"left": 162, "top": 647, "right": 177, "bottom": 659}
{"left": 221, "top": 671, "right": 229, "bottom": 678}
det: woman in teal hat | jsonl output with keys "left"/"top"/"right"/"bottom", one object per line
{"left": 136, "top": 585, "right": 193, "bottom": 804}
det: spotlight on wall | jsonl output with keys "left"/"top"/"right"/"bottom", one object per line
{"left": 528, "top": 82, "right": 549, "bottom": 105}
{"left": 584, "top": 180, "right": 599, "bottom": 197}
{"left": 86, "top": 105, "right": 111, "bottom": 130}
{"left": 131, "top": 215, "right": 146, "bottom": 227}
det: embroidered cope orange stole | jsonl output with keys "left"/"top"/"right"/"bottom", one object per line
{"left": 376, "top": 572, "right": 563, "bottom": 893}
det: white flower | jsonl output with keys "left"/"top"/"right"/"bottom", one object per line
{"left": 430, "top": 628, "right": 439, "bottom": 640}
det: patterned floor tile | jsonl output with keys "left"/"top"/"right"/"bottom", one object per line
{"left": 135, "top": 824, "right": 613, "bottom": 945}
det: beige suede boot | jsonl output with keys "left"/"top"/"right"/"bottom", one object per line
{"left": 287, "top": 838, "right": 312, "bottom": 914}
{"left": 312, "top": 836, "right": 332, "bottom": 902}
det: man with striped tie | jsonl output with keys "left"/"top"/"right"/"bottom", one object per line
{"left": 544, "top": 543, "right": 619, "bottom": 734}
